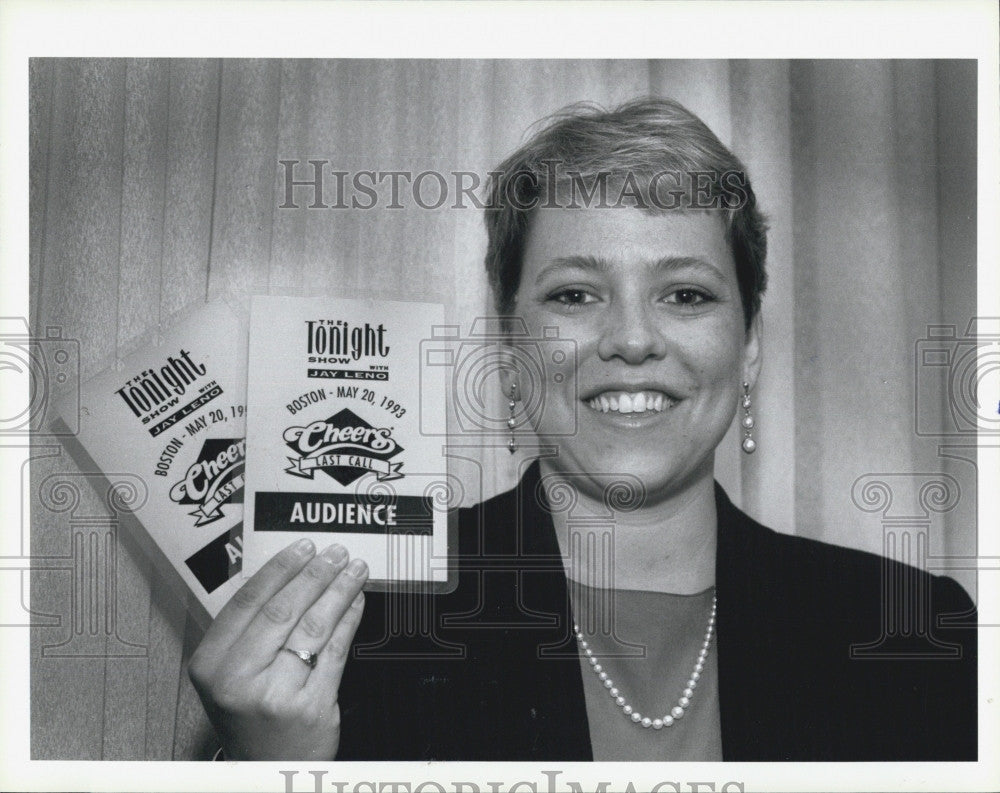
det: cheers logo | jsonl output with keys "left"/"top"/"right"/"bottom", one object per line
{"left": 169, "top": 438, "right": 246, "bottom": 526}
{"left": 283, "top": 407, "right": 403, "bottom": 486}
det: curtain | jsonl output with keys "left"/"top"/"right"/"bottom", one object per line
{"left": 28, "top": 58, "right": 977, "bottom": 759}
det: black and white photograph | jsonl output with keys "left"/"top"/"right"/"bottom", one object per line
{"left": 2, "top": 2, "right": 998, "bottom": 792}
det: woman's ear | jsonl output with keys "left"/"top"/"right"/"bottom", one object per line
{"left": 743, "top": 312, "right": 763, "bottom": 391}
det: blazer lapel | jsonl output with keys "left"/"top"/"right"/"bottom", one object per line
{"left": 511, "top": 461, "right": 594, "bottom": 760}
{"left": 713, "top": 482, "right": 782, "bottom": 760}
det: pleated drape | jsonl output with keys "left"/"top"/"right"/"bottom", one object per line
{"left": 29, "top": 58, "right": 976, "bottom": 759}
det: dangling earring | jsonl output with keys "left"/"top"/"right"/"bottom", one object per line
{"left": 507, "top": 381, "right": 519, "bottom": 454}
{"left": 741, "top": 382, "right": 756, "bottom": 454}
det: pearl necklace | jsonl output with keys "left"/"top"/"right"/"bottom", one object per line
{"left": 573, "top": 593, "right": 717, "bottom": 730}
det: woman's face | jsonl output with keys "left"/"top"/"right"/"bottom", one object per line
{"left": 510, "top": 205, "right": 760, "bottom": 503}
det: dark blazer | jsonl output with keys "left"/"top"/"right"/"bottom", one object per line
{"left": 337, "top": 462, "right": 977, "bottom": 761}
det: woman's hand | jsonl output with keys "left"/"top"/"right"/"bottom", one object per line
{"left": 188, "top": 539, "right": 368, "bottom": 760}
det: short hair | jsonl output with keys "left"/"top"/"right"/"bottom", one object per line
{"left": 483, "top": 98, "right": 767, "bottom": 330}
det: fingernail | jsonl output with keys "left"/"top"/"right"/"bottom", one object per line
{"left": 346, "top": 558, "right": 368, "bottom": 577}
{"left": 295, "top": 538, "right": 315, "bottom": 555}
{"left": 320, "top": 544, "right": 348, "bottom": 563}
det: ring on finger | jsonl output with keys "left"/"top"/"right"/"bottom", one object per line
{"left": 281, "top": 646, "right": 318, "bottom": 669}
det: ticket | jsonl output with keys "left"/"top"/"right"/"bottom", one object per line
{"left": 242, "top": 295, "right": 452, "bottom": 589}
{"left": 55, "top": 302, "right": 248, "bottom": 626}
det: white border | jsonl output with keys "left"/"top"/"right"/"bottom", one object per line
{"left": 1, "top": 1, "right": 998, "bottom": 792}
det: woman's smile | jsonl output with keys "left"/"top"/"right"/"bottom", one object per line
{"left": 581, "top": 392, "right": 681, "bottom": 434}
{"left": 584, "top": 390, "right": 677, "bottom": 414}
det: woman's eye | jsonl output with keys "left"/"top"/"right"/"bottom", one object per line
{"left": 665, "top": 288, "right": 714, "bottom": 307}
{"left": 548, "top": 289, "right": 596, "bottom": 306}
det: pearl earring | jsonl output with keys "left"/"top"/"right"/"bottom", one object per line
{"left": 741, "top": 382, "right": 756, "bottom": 454}
{"left": 507, "top": 381, "right": 519, "bottom": 454}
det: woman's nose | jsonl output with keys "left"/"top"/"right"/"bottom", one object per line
{"left": 596, "top": 301, "right": 669, "bottom": 364}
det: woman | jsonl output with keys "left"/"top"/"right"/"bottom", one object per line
{"left": 189, "top": 99, "right": 977, "bottom": 761}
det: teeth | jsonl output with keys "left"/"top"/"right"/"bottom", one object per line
{"left": 586, "top": 391, "right": 675, "bottom": 414}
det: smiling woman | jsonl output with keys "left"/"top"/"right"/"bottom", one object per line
{"left": 188, "top": 98, "right": 977, "bottom": 762}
